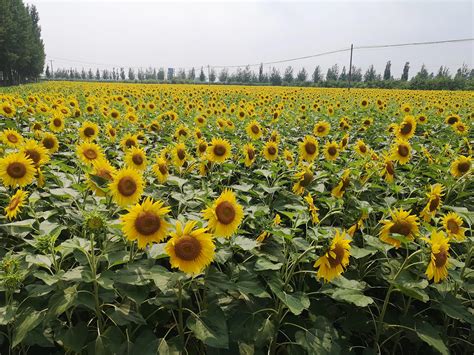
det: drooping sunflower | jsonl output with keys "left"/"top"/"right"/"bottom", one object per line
{"left": 49, "top": 114, "right": 65, "bottom": 132}
{"left": 165, "top": 221, "right": 215, "bottom": 275}
{"left": 379, "top": 208, "right": 419, "bottom": 248}
{"left": 331, "top": 169, "right": 351, "bottom": 198}
{"left": 323, "top": 141, "right": 339, "bottom": 161}
{"left": 246, "top": 120, "right": 263, "bottom": 140}
{"left": 313, "top": 121, "right": 330, "bottom": 137}
{"left": 314, "top": 229, "right": 351, "bottom": 283}
{"left": 0, "top": 152, "right": 36, "bottom": 187}
{"left": 396, "top": 115, "right": 417, "bottom": 140}
{"left": 4, "top": 189, "right": 29, "bottom": 220}
{"left": 20, "top": 139, "right": 50, "bottom": 168}
{"left": 381, "top": 154, "right": 395, "bottom": 183}
{"left": 1, "top": 129, "right": 23, "bottom": 148}
{"left": 424, "top": 230, "right": 450, "bottom": 283}
{"left": 304, "top": 193, "right": 320, "bottom": 224}
{"left": 390, "top": 138, "right": 412, "bottom": 165}
{"left": 339, "top": 134, "right": 349, "bottom": 150}
{"left": 450, "top": 155, "right": 471, "bottom": 177}
{"left": 121, "top": 197, "right": 170, "bottom": 249}
{"left": 208, "top": 138, "right": 232, "bottom": 163}
{"left": 442, "top": 212, "right": 465, "bottom": 241}
{"left": 152, "top": 157, "right": 169, "bottom": 183}
{"left": 202, "top": 189, "right": 244, "bottom": 237}
{"left": 262, "top": 141, "right": 278, "bottom": 161}
{"left": 79, "top": 121, "right": 99, "bottom": 141}
{"left": 125, "top": 146, "right": 148, "bottom": 171}
{"left": 109, "top": 168, "right": 144, "bottom": 207}
{"left": 173, "top": 143, "right": 187, "bottom": 167}
{"left": 87, "top": 159, "right": 116, "bottom": 196}
{"left": 40, "top": 132, "right": 59, "bottom": 153}
{"left": 243, "top": 143, "right": 256, "bottom": 167}
{"left": 293, "top": 164, "right": 313, "bottom": 195}
{"left": 420, "top": 184, "right": 444, "bottom": 222}
{"left": 76, "top": 142, "right": 104, "bottom": 166}
{"left": 299, "top": 136, "right": 319, "bottom": 162}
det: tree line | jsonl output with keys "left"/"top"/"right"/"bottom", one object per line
{"left": 0, "top": 0, "right": 45, "bottom": 85}
{"left": 48, "top": 61, "right": 474, "bottom": 90}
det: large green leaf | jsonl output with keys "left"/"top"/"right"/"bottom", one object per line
{"left": 415, "top": 322, "right": 449, "bottom": 355}
{"left": 294, "top": 316, "right": 340, "bottom": 355}
{"left": 187, "top": 305, "right": 229, "bottom": 349}
{"left": 12, "top": 308, "right": 46, "bottom": 347}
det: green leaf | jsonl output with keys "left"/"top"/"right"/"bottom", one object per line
{"left": 187, "top": 305, "right": 229, "bottom": 349}
{"left": 12, "top": 309, "right": 45, "bottom": 347}
{"left": 415, "top": 322, "right": 449, "bottom": 355}
{"left": 105, "top": 303, "right": 146, "bottom": 325}
{"left": 0, "top": 305, "right": 16, "bottom": 325}
{"left": 233, "top": 235, "right": 258, "bottom": 251}
{"left": 48, "top": 285, "right": 78, "bottom": 318}
{"left": 254, "top": 258, "right": 283, "bottom": 271}
{"left": 59, "top": 322, "right": 89, "bottom": 353}
{"left": 320, "top": 277, "right": 374, "bottom": 307}
{"left": 131, "top": 329, "right": 159, "bottom": 355}
{"left": 295, "top": 317, "right": 340, "bottom": 355}
{"left": 437, "top": 294, "right": 474, "bottom": 324}
{"left": 391, "top": 271, "right": 429, "bottom": 303}
{"left": 268, "top": 278, "right": 310, "bottom": 315}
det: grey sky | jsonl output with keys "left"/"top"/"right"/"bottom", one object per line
{"left": 29, "top": 0, "right": 473, "bottom": 78}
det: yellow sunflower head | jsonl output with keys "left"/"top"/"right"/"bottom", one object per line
{"left": 390, "top": 138, "right": 411, "bottom": 165}
{"left": 263, "top": 141, "right": 278, "bottom": 161}
{"left": 121, "top": 197, "right": 170, "bottom": 249}
{"left": 4, "top": 189, "right": 29, "bottom": 220}
{"left": 424, "top": 230, "right": 450, "bottom": 283}
{"left": 0, "top": 152, "right": 36, "bottom": 187}
{"left": 207, "top": 138, "right": 232, "bottom": 163}
{"left": 246, "top": 120, "right": 263, "bottom": 140}
{"left": 165, "top": 220, "right": 215, "bottom": 275}
{"left": 79, "top": 121, "right": 99, "bottom": 141}
{"left": 331, "top": 169, "right": 351, "bottom": 199}
{"left": 152, "top": 157, "right": 169, "bottom": 184}
{"left": 299, "top": 136, "right": 319, "bottom": 162}
{"left": 20, "top": 139, "right": 50, "bottom": 168}
{"left": 379, "top": 208, "right": 419, "bottom": 248}
{"left": 41, "top": 133, "right": 59, "bottom": 153}
{"left": 313, "top": 121, "right": 330, "bottom": 137}
{"left": 125, "top": 146, "right": 148, "bottom": 171}
{"left": 109, "top": 168, "right": 144, "bottom": 207}
{"left": 323, "top": 141, "right": 339, "bottom": 161}
{"left": 76, "top": 142, "right": 104, "bottom": 166}
{"left": 173, "top": 143, "right": 187, "bottom": 167}
{"left": 293, "top": 164, "right": 314, "bottom": 195}
{"left": 1, "top": 129, "right": 23, "bottom": 148}
{"left": 442, "top": 212, "right": 465, "bottom": 241}
{"left": 355, "top": 139, "right": 369, "bottom": 156}
{"left": 88, "top": 159, "right": 116, "bottom": 196}
{"left": 450, "top": 155, "right": 471, "bottom": 178}
{"left": 420, "top": 184, "right": 444, "bottom": 222}
{"left": 243, "top": 143, "right": 256, "bottom": 167}
{"left": 396, "top": 115, "right": 416, "bottom": 140}
{"left": 314, "top": 229, "right": 351, "bottom": 283}
{"left": 202, "top": 189, "right": 244, "bottom": 237}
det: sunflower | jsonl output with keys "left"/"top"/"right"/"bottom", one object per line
{"left": 121, "top": 197, "right": 170, "bottom": 249}
{"left": 299, "top": 136, "right": 319, "bottom": 162}
{"left": 208, "top": 138, "right": 232, "bottom": 163}
{"left": 304, "top": 193, "right": 319, "bottom": 224}
{"left": 76, "top": 142, "right": 104, "bottom": 166}
{"left": 109, "top": 168, "right": 144, "bottom": 207}
{"left": 87, "top": 159, "right": 116, "bottom": 196}
{"left": 379, "top": 208, "right": 419, "bottom": 248}
{"left": 49, "top": 114, "right": 65, "bottom": 132}
{"left": 120, "top": 133, "right": 139, "bottom": 150}
{"left": 195, "top": 116, "right": 206, "bottom": 127}
{"left": 174, "top": 125, "right": 189, "bottom": 141}
{"left": 20, "top": 139, "right": 50, "bottom": 168}
{"left": 0, "top": 153, "right": 36, "bottom": 187}
{"left": 283, "top": 149, "right": 294, "bottom": 168}
{"left": 40, "top": 132, "right": 59, "bottom": 153}
{"left": 381, "top": 154, "right": 395, "bottom": 183}
{"left": 339, "top": 134, "right": 349, "bottom": 150}
{"left": 125, "top": 146, "right": 148, "bottom": 171}
{"left": 263, "top": 141, "right": 278, "bottom": 161}
{"left": 246, "top": 120, "right": 263, "bottom": 140}
{"left": 450, "top": 155, "right": 471, "bottom": 177}
{"left": 360, "top": 98, "right": 369, "bottom": 109}
{"left": 165, "top": 221, "right": 215, "bottom": 275}
{"left": 1, "top": 129, "right": 23, "bottom": 147}
{"left": 420, "top": 184, "right": 444, "bottom": 222}
{"left": 452, "top": 121, "right": 468, "bottom": 135}
{"left": 331, "top": 169, "right": 350, "bottom": 198}
{"left": 173, "top": 143, "right": 187, "bottom": 167}
{"left": 313, "top": 121, "right": 330, "bottom": 137}
{"left": 390, "top": 138, "right": 412, "bottom": 165}
{"left": 355, "top": 139, "right": 369, "bottom": 156}
{"left": 151, "top": 157, "right": 168, "bottom": 183}
{"left": 4, "top": 189, "right": 28, "bottom": 220}
{"left": 1, "top": 102, "right": 16, "bottom": 118}
{"left": 445, "top": 113, "right": 460, "bottom": 125}
{"left": 243, "top": 143, "right": 256, "bottom": 167}
{"left": 191, "top": 139, "right": 206, "bottom": 158}
{"left": 417, "top": 114, "right": 428, "bottom": 124}
{"left": 202, "top": 189, "right": 244, "bottom": 237}
{"left": 293, "top": 164, "right": 313, "bottom": 195}
{"left": 314, "top": 229, "right": 351, "bottom": 283}
{"left": 106, "top": 124, "right": 117, "bottom": 141}
{"left": 323, "top": 141, "right": 339, "bottom": 161}
{"left": 442, "top": 212, "right": 465, "bottom": 241}
{"left": 79, "top": 121, "right": 99, "bottom": 141}
{"left": 424, "top": 230, "right": 450, "bottom": 283}
{"left": 396, "top": 115, "right": 417, "bottom": 140}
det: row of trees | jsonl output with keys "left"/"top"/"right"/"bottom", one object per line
{"left": 0, "top": 0, "right": 45, "bottom": 85}
{"left": 48, "top": 62, "right": 474, "bottom": 90}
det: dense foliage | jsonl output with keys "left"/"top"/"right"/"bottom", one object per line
{"left": 0, "top": 0, "right": 45, "bottom": 85}
{"left": 0, "top": 82, "right": 473, "bottom": 354}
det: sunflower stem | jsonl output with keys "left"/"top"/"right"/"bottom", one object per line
{"left": 177, "top": 280, "right": 185, "bottom": 347}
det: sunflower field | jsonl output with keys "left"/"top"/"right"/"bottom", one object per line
{"left": 0, "top": 82, "right": 473, "bottom": 354}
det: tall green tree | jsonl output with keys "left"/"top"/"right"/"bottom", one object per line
{"left": 383, "top": 61, "right": 392, "bottom": 80}
{"left": 401, "top": 62, "right": 410, "bottom": 81}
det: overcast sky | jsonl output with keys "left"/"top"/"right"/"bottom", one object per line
{"left": 29, "top": 0, "right": 473, "bottom": 78}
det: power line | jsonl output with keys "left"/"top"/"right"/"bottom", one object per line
{"left": 49, "top": 37, "right": 473, "bottom": 71}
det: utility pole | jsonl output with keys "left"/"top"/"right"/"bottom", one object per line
{"left": 50, "top": 59, "right": 54, "bottom": 78}
{"left": 348, "top": 44, "right": 353, "bottom": 89}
